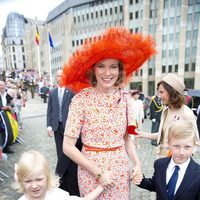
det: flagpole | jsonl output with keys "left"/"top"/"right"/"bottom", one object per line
{"left": 35, "top": 20, "right": 41, "bottom": 79}
{"left": 47, "top": 31, "right": 53, "bottom": 85}
{"left": 48, "top": 43, "right": 53, "bottom": 85}
{"left": 37, "top": 45, "right": 41, "bottom": 78}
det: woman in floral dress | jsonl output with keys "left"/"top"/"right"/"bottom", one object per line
{"left": 62, "top": 28, "right": 156, "bottom": 199}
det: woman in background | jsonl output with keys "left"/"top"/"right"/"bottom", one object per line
{"left": 138, "top": 73, "right": 199, "bottom": 157}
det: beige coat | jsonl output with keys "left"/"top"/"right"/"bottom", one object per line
{"left": 156, "top": 104, "right": 199, "bottom": 157}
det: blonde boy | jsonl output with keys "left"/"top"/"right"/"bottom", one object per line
{"left": 133, "top": 120, "right": 200, "bottom": 200}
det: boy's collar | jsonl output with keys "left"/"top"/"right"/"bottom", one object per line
{"left": 168, "top": 157, "right": 191, "bottom": 172}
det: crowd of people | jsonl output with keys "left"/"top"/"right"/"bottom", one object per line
{"left": 0, "top": 69, "right": 52, "bottom": 156}
{"left": 1, "top": 27, "right": 200, "bottom": 200}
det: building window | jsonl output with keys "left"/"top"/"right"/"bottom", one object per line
{"left": 105, "top": 9, "right": 108, "bottom": 15}
{"left": 22, "top": 47, "right": 24, "bottom": 52}
{"left": 148, "top": 68, "right": 153, "bottom": 75}
{"left": 120, "top": 5, "right": 123, "bottom": 12}
{"left": 72, "top": 41, "right": 75, "bottom": 47}
{"left": 110, "top": 8, "right": 112, "bottom": 15}
{"left": 171, "top": 0, "right": 175, "bottom": 7}
{"left": 130, "top": 0, "right": 133, "bottom": 4}
{"left": 163, "top": 18, "right": 167, "bottom": 26}
{"left": 184, "top": 78, "right": 194, "bottom": 89}
{"left": 188, "top": 0, "right": 193, "bottom": 5}
{"left": 87, "top": 13, "right": 89, "bottom": 20}
{"left": 185, "top": 63, "right": 189, "bottom": 72}
{"left": 168, "top": 65, "right": 172, "bottom": 72}
{"left": 148, "top": 81, "right": 155, "bottom": 96}
{"left": 115, "top": 7, "right": 117, "bottom": 13}
{"left": 135, "top": 0, "right": 139, "bottom": 3}
{"left": 169, "top": 49, "right": 173, "bottom": 58}
{"left": 150, "top": 10, "right": 153, "bottom": 18}
{"left": 140, "top": 10, "right": 143, "bottom": 18}
{"left": 162, "top": 50, "right": 166, "bottom": 58}
{"left": 100, "top": 10, "right": 103, "bottom": 17}
{"left": 135, "top": 27, "right": 138, "bottom": 33}
{"left": 130, "top": 28, "right": 133, "bottom": 33}
{"left": 175, "top": 49, "right": 179, "bottom": 59}
{"left": 12, "top": 46, "right": 15, "bottom": 52}
{"left": 96, "top": 11, "right": 98, "bottom": 18}
{"left": 23, "top": 55, "right": 25, "bottom": 61}
{"left": 175, "top": 64, "right": 178, "bottom": 72}
{"left": 130, "top": 12, "right": 133, "bottom": 20}
{"left": 135, "top": 11, "right": 139, "bottom": 19}
{"left": 164, "top": 0, "right": 168, "bottom": 8}
{"left": 191, "top": 63, "right": 196, "bottom": 71}
{"left": 130, "top": 81, "right": 142, "bottom": 92}
{"left": 170, "top": 17, "right": 174, "bottom": 26}
{"left": 140, "top": 69, "right": 143, "bottom": 76}
{"left": 162, "top": 65, "right": 166, "bottom": 73}
{"left": 13, "top": 55, "right": 16, "bottom": 61}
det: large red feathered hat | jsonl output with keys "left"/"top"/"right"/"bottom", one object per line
{"left": 62, "top": 27, "right": 156, "bottom": 93}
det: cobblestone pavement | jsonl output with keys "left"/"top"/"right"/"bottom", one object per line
{"left": 0, "top": 94, "right": 199, "bottom": 200}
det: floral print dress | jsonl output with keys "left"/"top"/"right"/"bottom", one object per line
{"left": 65, "top": 88, "right": 135, "bottom": 200}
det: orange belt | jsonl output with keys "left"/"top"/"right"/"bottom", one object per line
{"left": 84, "top": 145, "right": 122, "bottom": 152}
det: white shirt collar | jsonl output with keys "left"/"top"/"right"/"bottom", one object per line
{"left": 168, "top": 157, "right": 191, "bottom": 173}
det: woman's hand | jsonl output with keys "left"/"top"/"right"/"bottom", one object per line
{"left": 132, "top": 164, "right": 142, "bottom": 177}
{"left": 98, "top": 170, "right": 116, "bottom": 189}
{"left": 134, "top": 130, "right": 144, "bottom": 138}
{"left": 132, "top": 171, "right": 143, "bottom": 185}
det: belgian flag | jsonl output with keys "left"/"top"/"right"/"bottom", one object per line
{"left": 35, "top": 26, "right": 40, "bottom": 45}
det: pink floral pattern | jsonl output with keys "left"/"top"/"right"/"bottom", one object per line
{"left": 65, "top": 88, "right": 134, "bottom": 199}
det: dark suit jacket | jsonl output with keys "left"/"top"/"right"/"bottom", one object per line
{"left": 47, "top": 87, "right": 74, "bottom": 131}
{"left": 138, "top": 157, "right": 200, "bottom": 200}
{"left": 0, "top": 93, "right": 13, "bottom": 110}
{"left": 46, "top": 87, "right": 82, "bottom": 177}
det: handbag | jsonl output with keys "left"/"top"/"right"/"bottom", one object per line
{"left": 6, "top": 111, "right": 18, "bottom": 143}
{"left": 124, "top": 92, "right": 138, "bottom": 135}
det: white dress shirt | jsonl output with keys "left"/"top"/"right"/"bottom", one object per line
{"left": 166, "top": 157, "right": 190, "bottom": 194}
{"left": 0, "top": 92, "right": 7, "bottom": 106}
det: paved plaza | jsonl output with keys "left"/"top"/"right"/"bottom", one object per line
{"left": 0, "top": 94, "right": 199, "bottom": 200}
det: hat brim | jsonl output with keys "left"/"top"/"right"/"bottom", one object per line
{"left": 62, "top": 27, "right": 156, "bottom": 93}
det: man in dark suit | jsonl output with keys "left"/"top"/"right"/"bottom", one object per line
{"left": 0, "top": 80, "right": 14, "bottom": 153}
{"left": 132, "top": 120, "right": 200, "bottom": 200}
{"left": 47, "top": 70, "right": 82, "bottom": 195}
{"left": 149, "top": 93, "right": 163, "bottom": 145}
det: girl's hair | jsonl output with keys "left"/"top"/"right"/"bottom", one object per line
{"left": 157, "top": 81, "right": 185, "bottom": 108}
{"left": 15, "top": 150, "right": 59, "bottom": 192}
{"left": 86, "top": 61, "right": 125, "bottom": 87}
{"left": 168, "top": 120, "right": 197, "bottom": 144}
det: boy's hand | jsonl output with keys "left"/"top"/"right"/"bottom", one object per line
{"left": 47, "top": 130, "right": 54, "bottom": 137}
{"left": 132, "top": 172, "right": 143, "bottom": 185}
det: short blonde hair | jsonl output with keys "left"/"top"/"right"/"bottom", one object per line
{"left": 15, "top": 150, "right": 59, "bottom": 192}
{"left": 168, "top": 120, "right": 196, "bottom": 144}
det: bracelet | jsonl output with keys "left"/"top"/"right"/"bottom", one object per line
{"left": 96, "top": 170, "right": 104, "bottom": 181}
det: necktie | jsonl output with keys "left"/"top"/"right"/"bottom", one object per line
{"left": 167, "top": 165, "right": 180, "bottom": 200}
{"left": 58, "top": 88, "right": 63, "bottom": 122}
